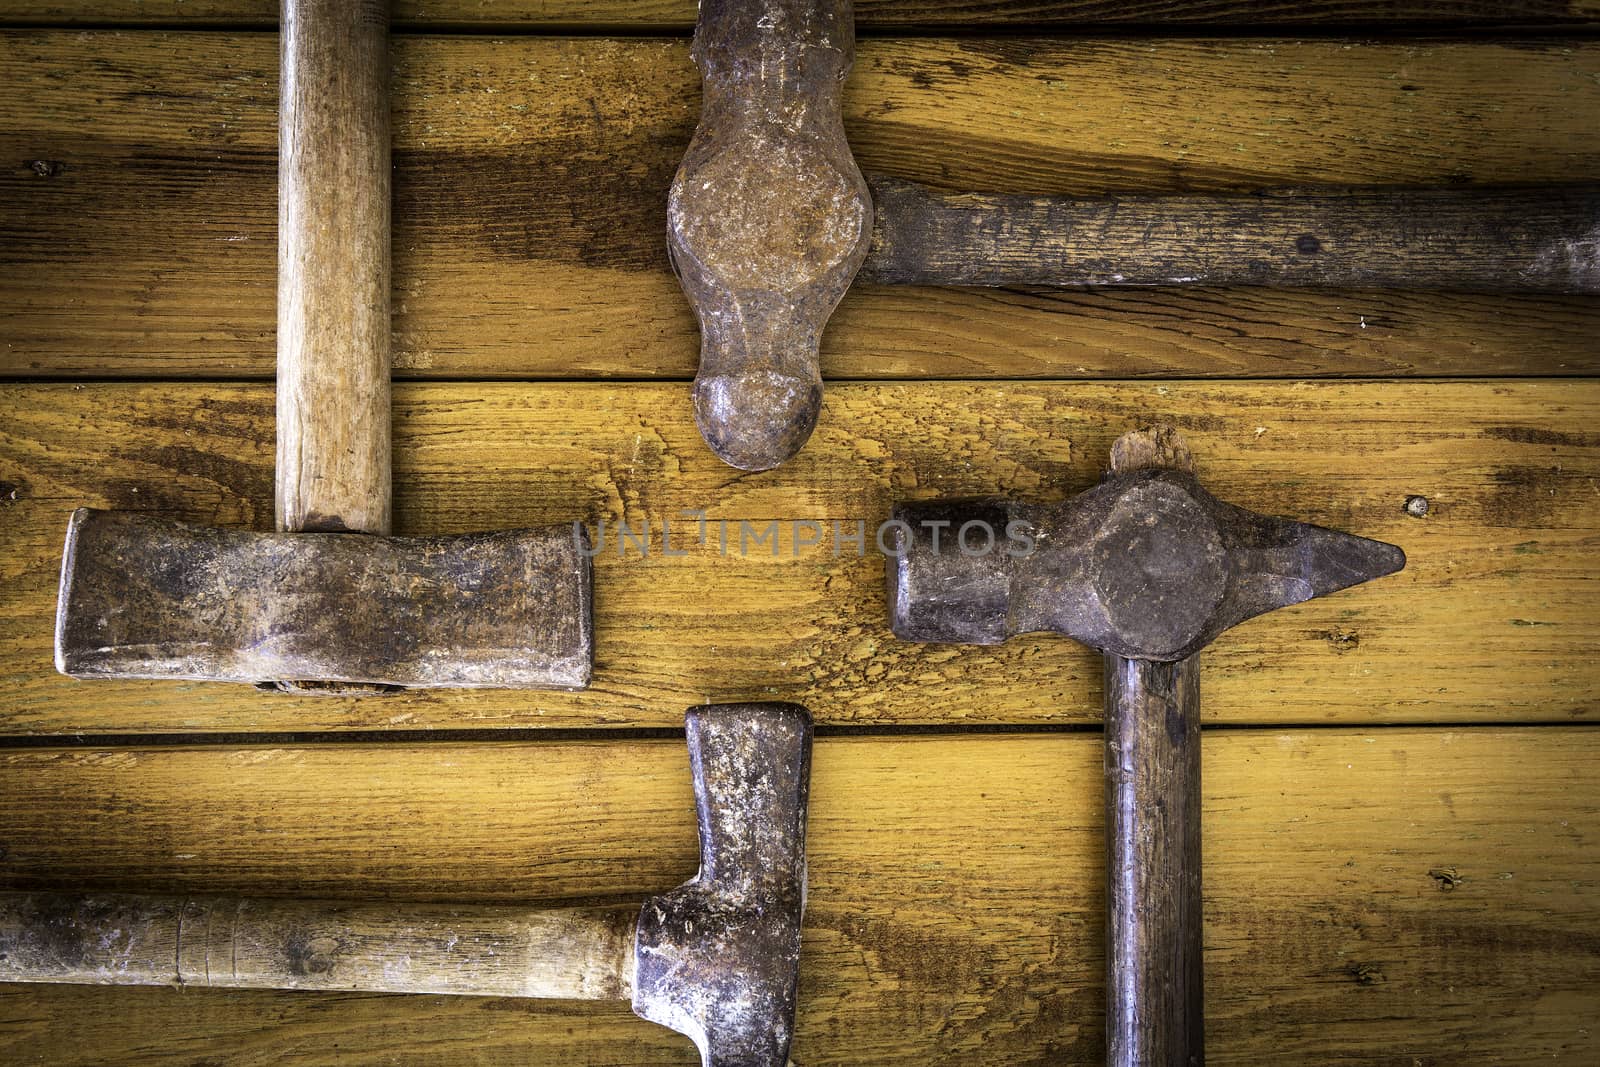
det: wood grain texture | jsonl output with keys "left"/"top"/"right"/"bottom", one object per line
{"left": 1, "top": 379, "right": 1595, "bottom": 734}
{"left": 865, "top": 178, "right": 1600, "bottom": 292}
{"left": 4, "top": 0, "right": 1600, "bottom": 29}
{"left": 274, "top": 0, "right": 391, "bottom": 535}
{"left": 0, "top": 891, "right": 636, "bottom": 999}
{"left": 0, "top": 728, "right": 1593, "bottom": 1064}
{"left": 4, "top": 33, "right": 1599, "bottom": 381}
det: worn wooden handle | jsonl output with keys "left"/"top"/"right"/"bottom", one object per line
{"left": 0, "top": 890, "right": 636, "bottom": 1000}
{"left": 866, "top": 177, "right": 1600, "bottom": 294}
{"left": 1103, "top": 427, "right": 1204, "bottom": 1067}
{"left": 276, "top": 0, "right": 392, "bottom": 534}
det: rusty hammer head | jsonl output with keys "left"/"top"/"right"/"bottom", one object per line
{"left": 887, "top": 427, "right": 1404, "bottom": 659}
{"left": 634, "top": 702, "right": 813, "bottom": 1067}
{"left": 55, "top": 509, "right": 592, "bottom": 691}
{"left": 668, "top": 0, "right": 872, "bottom": 471}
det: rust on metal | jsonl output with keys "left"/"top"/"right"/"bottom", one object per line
{"left": 52, "top": 0, "right": 594, "bottom": 693}
{"left": 668, "top": 0, "right": 871, "bottom": 471}
{"left": 56, "top": 508, "right": 593, "bottom": 690}
{"left": 887, "top": 463, "right": 1404, "bottom": 661}
{"left": 634, "top": 702, "right": 813, "bottom": 1067}
{"left": 0, "top": 704, "right": 814, "bottom": 1066}
{"left": 673, "top": 0, "right": 1600, "bottom": 470}
{"left": 888, "top": 425, "right": 1404, "bottom": 1067}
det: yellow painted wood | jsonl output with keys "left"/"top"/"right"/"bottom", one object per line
{"left": 0, "top": 728, "right": 1593, "bottom": 1063}
{"left": 4, "top": 34, "right": 1598, "bottom": 380}
{"left": 2, "top": 379, "right": 1595, "bottom": 733}
{"left": 4, "top": 0, "right": 1599, "bottom": 28}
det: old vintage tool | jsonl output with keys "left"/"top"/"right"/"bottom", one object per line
{"left": 887, "top": 426, "right": 1405, "bottom": 1066}
{"left": 54, "top": 0, "right": 591, "bottom": 691}
{"left": 0, "top": 702, "right": 813, "bottom": 1067}
{"left": 669, "top": 0, "right": 1600, "bottom": 470}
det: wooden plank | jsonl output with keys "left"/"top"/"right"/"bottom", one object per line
{"left": 5, "top": 0, "right": 1600, "bottom": 30}
{"left": 0, "top": 728, "right": 1594, "bottom": 1063}
{"left": 5, "top": 33, "right": 1598, "bottom": 380}
{"left": 2, "top": 379, "right": 1595, "bottom": 734}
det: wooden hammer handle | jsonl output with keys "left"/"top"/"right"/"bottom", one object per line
{"left": 867, "top": 177, "right": 1600, "bottom": 294}
{"left": 1103, "top": 428, "right": 1205, "bottom": 1067}
{"left": 0, "top": 890, "right": 636, "bottom": 1000}
{"left": 276, "top": 0, "right": 392, "bottom": 535}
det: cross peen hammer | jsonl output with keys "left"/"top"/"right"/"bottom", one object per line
{"left": 887, "top": 425, "right": 1405, "bottom": 1066}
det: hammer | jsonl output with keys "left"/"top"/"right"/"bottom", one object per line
{"left": 886, "top": 426, "right": 1405, "bottom": 1066}
{"left": 53, "top": 0, "right": 592, "bottom": 692}
{"left": 0, "top": 702, "right": 812, "bottom": 1067}
{"left": 669, "top": 0, "right": 1600, "bottom": 470}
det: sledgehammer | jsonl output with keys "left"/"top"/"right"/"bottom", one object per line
{"left": 54, "top": 0, "right": 591, "bottom": 692}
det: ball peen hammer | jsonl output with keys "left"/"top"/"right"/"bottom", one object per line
{"left": 886, "top": 426, "right": 1405, "bottom": 1066}
{"left": 0, "top": 703, "right": 812, "bottom": 1067}
{"left": 669, "top": 0, "right": 1600, "bottom": 471}
{"left": 54, "top": 0, "right": 591, "bottom": 692}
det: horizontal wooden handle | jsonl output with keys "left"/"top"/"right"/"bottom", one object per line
{"left": 0, "top": 891, "right": 635, "bottom": 1000}
{"left": 866, "top": 177, "right": 1600, "bottom": 294}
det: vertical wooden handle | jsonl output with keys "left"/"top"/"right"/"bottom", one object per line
{"left": 1103, "top": 656, "right": 1204, "bottom": 1067}
{"left": 1103, "top": 425, "right": 1204, "bottom": 1067}
{"left": 0, "top": 890, "right": 636, "bottom": 1001}
{"left": 276, "top": 0, "right": 392, "bottom": 534}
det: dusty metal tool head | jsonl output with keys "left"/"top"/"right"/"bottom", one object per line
{"left": 634, "top": 702, "right": 813, "bottom": 1067}
{"left": 668, "top": 0, "right": 872, "bottom": 471}
{"left": 53, "top": 0, "right": 593, "bottom": 694}
{"left": 55, "top": 508, "right": 593, "bottom": 690}
{"left": 887, "top": 427, "right": 1404, "bottom": 659}
{"left": 671, "top": 0, "right": 1600, "bottom": 473}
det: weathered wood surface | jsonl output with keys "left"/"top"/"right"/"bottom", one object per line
{"left": 0, "top": 729, "right": 1593, "bottom": 1064}
{"left": 5, "top": 34, "right": 1599, "bottom": 380}
{"left": 2, "top": 380, "right": 1595, "bottom": 733}
{"left": 0, "top": 891, "right": 636, "bottom": 999}
{"left": 865, "top": 178, "right": 1600, "bottom": 293}
{"left": 5, "top": 0, "right": 1599, "bottom": 28}
{"left": 274, "top": 0, "right": 392, "bottom": 535}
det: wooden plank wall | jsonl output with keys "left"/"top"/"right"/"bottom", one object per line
{"left": 1, "top": 2, "right": 1597, "bottom": 1064}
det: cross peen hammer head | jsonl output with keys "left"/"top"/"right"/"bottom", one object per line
{"left": 633, "top": 702, "right": 813, "bottom": 1067}
{"left": 55, "top": 509, "right": 592, "bottom": 690}
{"left": 887, "top": 437, "right": 1405, "bottom": 660}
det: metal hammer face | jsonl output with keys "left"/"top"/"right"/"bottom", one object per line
{"left": 634, "top": 702, "right": 813, "bottom": 1067}
{"left": 55, "top": 509, "right": 593, "bottom": 690}
{"left": 887, "top": 445, "right": 1405, "bottom": 659}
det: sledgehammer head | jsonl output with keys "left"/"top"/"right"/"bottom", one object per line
{"left": 888, "top": 428, "right": 1405, "bottom": 661}
{"left": 633, "top": 702, "right": 813, "bottom": 1067}
{"left": 55, "top": 509, "right": 592, "bottom": 690}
